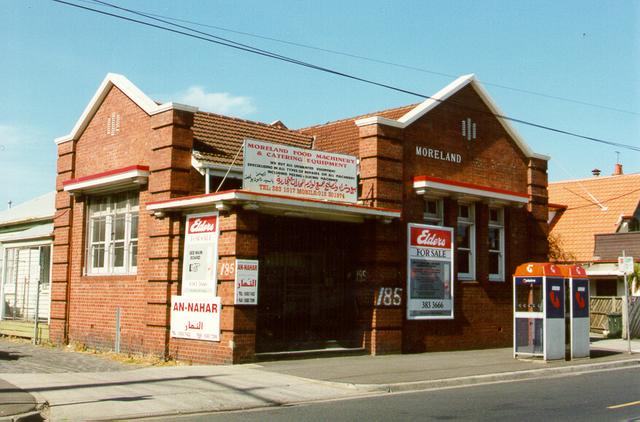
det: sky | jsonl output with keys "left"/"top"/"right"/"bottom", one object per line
{"left": 1, "top": 0, "right": 639, "bottom": 208}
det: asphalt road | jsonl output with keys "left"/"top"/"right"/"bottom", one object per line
{"left": 143, "top": 367, "right": 640, "bottom": 421}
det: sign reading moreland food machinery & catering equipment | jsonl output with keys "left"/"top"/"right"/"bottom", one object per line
{"left": 243, "top": 139, "right": 358, "bottom": 203}
{"left": 407, "top": 223, "right": 455, "bottom": 320}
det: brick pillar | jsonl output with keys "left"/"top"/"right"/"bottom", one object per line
{"left": 475, "top": 202, "right": 489, "bottom": 282}
{"left": 145, "top": 109, "right": 195, "bottom": 356}
{"left": 527, "top": 157, "right": 549, "bottom": 261}
{"left": 356, "top": 120, "right": 404, "bottom": 354}
{"left": 217, "top": 211, "right": 259, "bottom": 363}
{"left": 50, "top": 141, "right": 75, "bottom": 344}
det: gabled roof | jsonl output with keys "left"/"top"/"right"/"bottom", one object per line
{"left": 192, "top": 112, "right": 313, "bottom": 168}
{"left": 55, "top": 73, "right": 198, "bottom": 145}
{"left": 548, "top": 172, "right": 640, "bottom": 262}
{"left": 300, "top": 74, "right": 548, "bottom": 160}
{"left": 0, "top": 191, "right": 55, "bottom": 227}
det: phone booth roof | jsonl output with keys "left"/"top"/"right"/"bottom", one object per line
{"left": 559, "top": 264, "right": 588, "bottom": 278}
{"left": 513, "top": 262, "right": 563, "bottom": 277}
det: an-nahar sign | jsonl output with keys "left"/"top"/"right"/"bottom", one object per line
{"left": 170, "top": 296, "right": 221, "bottom": 341}
{"left": 181, "top": 212, "right": 219, "bottom": 296}
{"left": 234, "top": 259, "right": 259, "bottom": 305}
{"left": 407, "top": 223, "right": 454, "bottom": 320}
{"left": 243, "top": 139, "right": 358, "bottom": 203}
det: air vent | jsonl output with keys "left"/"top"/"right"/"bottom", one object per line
{"left": 461, "top": 118, "right": 476, "bottom": 141}
{"left": 107, "top": 112, "right": 121, "bottom": 136}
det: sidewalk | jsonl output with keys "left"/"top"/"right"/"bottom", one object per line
{"left": 1, "top": 337, "right": 638, "bottom": 421}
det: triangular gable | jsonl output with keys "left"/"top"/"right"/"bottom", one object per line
{"left": 55, "top": 73, "right": 198, "bottom": 145}
{"left": 356, "top": 74, "right": 548, "bottom": 161}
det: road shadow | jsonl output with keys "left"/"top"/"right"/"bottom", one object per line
{"left": 0, "top": 351, "right": 22, "bottom": 361}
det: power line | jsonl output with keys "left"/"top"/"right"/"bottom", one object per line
{"left": 52, "top": 0, "right": 640, "bottom": 153}
{"left": 87, "top": 0, "right": 640, "bottom": 117}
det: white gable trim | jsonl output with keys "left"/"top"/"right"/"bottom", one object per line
{"left": 55, "top": 73, "right": 198, "bottom": 145}
{"left": 355, "top": 74, "right": 549, "bottom": 161}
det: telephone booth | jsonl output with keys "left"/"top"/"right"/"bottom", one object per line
{"left": 513, "top": 263, "right": 565, "bottom": 360}
{"left": 561, "top": 265, "right": 590, "bottom": 359}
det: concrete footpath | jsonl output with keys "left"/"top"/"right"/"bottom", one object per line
{"left": 0, "top": 337, "right": 638, "bottom": 421}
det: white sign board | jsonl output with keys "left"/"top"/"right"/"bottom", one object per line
{"left": 234, "top": 259, "right": 259, "bottom": 305}
{"left": 618, "top": 256, "right": 634, "bottom": 275}
{"left": 182, "top": 212, "right": 219, "bottom": 296}
{"left": 170, "top": 296, "right": 221, "bottom": 342}
{"left": 406, "top": 224, "right": 454, "bottom": 320}
{"left": 243, "top": 139, "right": 358, "bottom": 203}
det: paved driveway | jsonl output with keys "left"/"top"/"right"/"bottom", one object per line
{"left": 0, "top": 338, "right": 145, "bottom": 373}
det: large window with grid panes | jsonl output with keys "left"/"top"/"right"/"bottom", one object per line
{"left": 86, "top": 191, "right": 139, "bottom": 275}
{"left": 456, "top": 203, "right": 475, "bottom": 280}
{"left": 488, "top": 207, "right": 505, "bottom": 281}
{"left": 423, "top": 197, "right": 444, "bottom": 226}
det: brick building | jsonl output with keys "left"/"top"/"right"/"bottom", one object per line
{"left": 52, "top": 73, "right": 549, "bottom": 364}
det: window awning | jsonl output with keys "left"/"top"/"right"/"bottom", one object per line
{"left": 146, "top": 190, "right": 401, "bottom": 223}
{"left": 63, "top": 165, "right": 149, "bottom": 195}
{"left": 413, "top": 175, "right": 529, "bottom": 205}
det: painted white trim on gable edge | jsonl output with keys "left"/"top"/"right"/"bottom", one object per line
{"left": 356, "top": 74, "right": 549, "bottom": 161}
{"left": 55, "top": 73, "right": 199, "bottom": 145}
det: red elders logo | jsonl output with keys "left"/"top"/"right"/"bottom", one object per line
{"left": 411, "top": 227, "right": 451, "bottom": 248}
{"left": 188, "top": 216, "right": 217, "bottom": 234}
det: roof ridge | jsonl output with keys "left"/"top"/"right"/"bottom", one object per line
{"left": 298, "top": 102, "right": 419, "bottom": 131}
{"left": 195, "top": 110, "right": 310, "bottom": 136}
{"left": 549, "top": 172, "right": 640, "bottom": 185}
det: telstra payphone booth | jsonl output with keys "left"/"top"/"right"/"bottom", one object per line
{"left": 513, "top": 263, "right": 565, "bottom": 360}
{"left": 561, "top": 265, "right": 590, "bottom": 359}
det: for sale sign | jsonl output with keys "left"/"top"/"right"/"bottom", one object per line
{"left": 170, "top": 296, "right": 221, "bottom": 342}
{"left": 407, "top": 224, "right": 454, "bottom": 320}
{"left": 242, "top": 139, "right": 358, "bottom": 203}
{"left": 181, "top": 212, "right": 219, "bottom": 296}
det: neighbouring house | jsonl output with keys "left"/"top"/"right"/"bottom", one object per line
{"left": 0, "top": 192, "right": 55, "bottom": 340}
{"left": 548, "top": 165, "right": 640, "bottom": 296}
{"left": 51, "top": 73, "right": 549, "bottom": 364}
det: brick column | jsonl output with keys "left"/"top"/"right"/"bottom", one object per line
{"left": 356, "top": 120, "right": 404, "bottom": 354}
{"left": 50, "top": 140, "right": 75, "bottom": 344}
{"left": 145, "top": 109, "right": 194, "bottom": 356}
{"left": 527, "top": 157, "right": 549, "bottom": 261}
{"left": 217, "top": 211, "right": 259, "bottom": 363}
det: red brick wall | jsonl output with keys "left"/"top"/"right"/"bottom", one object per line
{"left": 352, "top": 84, "right": 548, "bottom": 353}
{"left": 52, "top": 85, "right": 239, "bottom": 363}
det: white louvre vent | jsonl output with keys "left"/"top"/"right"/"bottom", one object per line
{"left": 461, "top": 118, "right": 476, "bottom": 141}
{"left": 107, "top": 112, "right": 121, "bottom": 136}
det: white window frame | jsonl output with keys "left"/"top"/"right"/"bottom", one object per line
{"left": 488, "top": 207, "right": 505, "bottom": 282}
{"left": 86, "top": 191, "right": 139, "bottom": 275}
{"left": 423, "top": 197, "right": 444, "bottom": 226}
{"left": 457, "top": 202, "right": 475, "bottom": 280}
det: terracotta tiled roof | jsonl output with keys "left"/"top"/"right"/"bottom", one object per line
{"left": 299, "top": 103, "right": 419, "bottom": 157}
{"left": 192, "top": 112, "right": 313, "bottom": 166}
{"left": 548, "top": 172, "right": 640, "bottom": 262}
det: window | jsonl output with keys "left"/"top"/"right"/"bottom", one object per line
{"left": 423, "top": 198, "right": 443, "bottom": 226}
{"left": 456, "top": 203, "right": 475, "bottom": 280}
{"left": 86, "top": 191, "right": 139, "bottom": 275}
{"left": 488, "top": 207, "right": 505, "bottom": 281}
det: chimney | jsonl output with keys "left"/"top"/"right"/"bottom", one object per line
{"left": 592, "top": 168, "right": 601, "bottom": 177}
{"left": 613, "top": 163, "right": 623, "bottom": 176}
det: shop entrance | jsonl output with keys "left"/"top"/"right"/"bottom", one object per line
{"left": 256, "top": 216, "right": 359, "bottom": 353}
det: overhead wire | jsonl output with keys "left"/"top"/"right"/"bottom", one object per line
{"left": 92, "top": 1, "right": 639, "bottom": 117}
{"left": 52, "top": 0, "right": 640, "bottom": 153}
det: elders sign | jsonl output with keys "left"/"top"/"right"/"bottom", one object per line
{"left": 243, "top": 139, "right": 358, "bottom": 203}
{"left": 181, "top": 212, "right": 219, "bottom": 296}
{"left": 407, "top": 223, "right": 454, "bottom": 320}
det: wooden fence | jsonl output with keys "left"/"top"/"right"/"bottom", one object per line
{"left": 590, "top": 296, "right": 622, "bottom": 334}
{"left": 591, "top": 296, "right": 640, "bottom": 338}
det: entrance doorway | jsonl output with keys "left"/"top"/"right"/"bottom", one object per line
{"left": 256, "top": 216, "right": 359, "bottom": 353}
